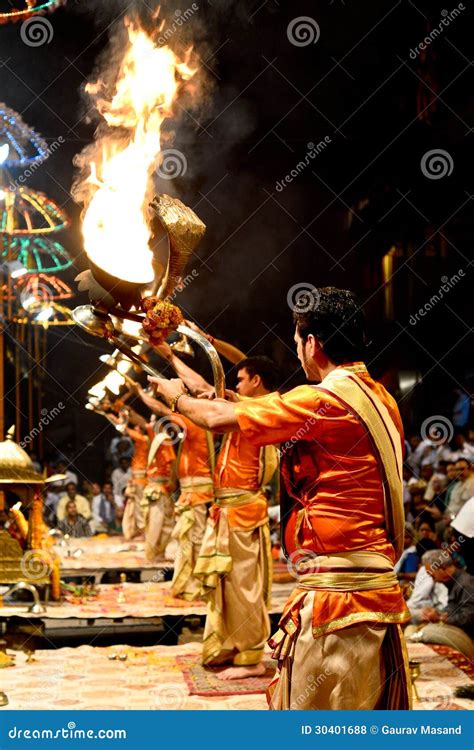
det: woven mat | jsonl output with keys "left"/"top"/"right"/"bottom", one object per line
{"left": 177, "top": 655, "right": 275, "bottom": 696}
{"left": 427, "top": 643, "right": 474, "bottom": 679}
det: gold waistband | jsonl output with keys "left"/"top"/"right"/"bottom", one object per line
{"left": 132, "top": 469, "right": 147, "bottom": 477}
{"left": 215, "top": 489, "right": 261, "bottom": 508}
{"left": 145, "top": 476, "right": 168, "bottom": 485}
{"left": 179, "top": 477, "right": 214, "bottom": 491}
{"left": 296, "top": 550, "right": 394, "bottom": 573}
{"left": 297, "top": 570, "right": 399, "bottom": 592}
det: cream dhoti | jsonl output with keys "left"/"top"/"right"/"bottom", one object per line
{"left": 194, "top": 488, "right": 272, "bottom": 667}
{"left": 268, "top": 552, "right": 411, "bottom": 710}
{"left": 171, "top": 477, "right": 213, "bottom": 601}
{"left": 142, "top": 477, "right": 175, "bottom": 561}
{"left": 122, "top": 469, "right": 146, "bottom": 540}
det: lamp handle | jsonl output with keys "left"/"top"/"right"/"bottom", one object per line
{"left": 176, "top": 324, "right": 226, "bottom": 399}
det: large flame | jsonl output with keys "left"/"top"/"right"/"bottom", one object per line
{"left": 80, "top": 20, "right": 196, "bottom": 285}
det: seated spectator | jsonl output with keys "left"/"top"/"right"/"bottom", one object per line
{"left": 56, "top": 482, "right": 92, "bottom": 523}
{"left": 415, "top": 515, "right": 438, "bottom": 544}
{"left": 442, "top": 460, "right": 461, "bottom": 511}
{"left": 445, "top": 458, "right": 474, "bottom": 520}
{"left": 424, "top": 460, "right": 449, "bottom": 503}
{"left": 452, "top": 497, "right": 474, "bottom": 575}
{"left": 81, "top": 480, "right": 101, "bottom": 503}
{"left": 44, "top": 460, "right": 79, "bottom": 520}
{"left": 406, "top": 550, "right": 474, "bottom": 658}
{"left": 57, "top": 500, "right": 92, "bottom": 538}
{"left": 111, "top": 456, "right": 132, "bottom": 498}
{"left": 406, "top": 560, "right": 448, "bottom": 625}
{"left": 408, "top": 463, "right": 434, "bottom": 515}
{"left": 110, "top": 436, "right": 134, "bottom": 468}
{"left": 452, "top": 429, "right": 474, "bottom": 463}
{"left": 92, "top": 481, "right": 124, "bottom": 533}
{"left": 394, "top": 524, "right": 419, "bottom": 576}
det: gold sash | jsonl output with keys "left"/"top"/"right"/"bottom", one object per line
{"left": 317, "top": 367, "right": 404, "bottom": 559}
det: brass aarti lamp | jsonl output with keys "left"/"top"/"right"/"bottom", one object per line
{"left": 73, "top": 194, "right": 225, "bottom": 396}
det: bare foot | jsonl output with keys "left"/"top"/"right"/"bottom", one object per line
{"left": 216, "top": 663, "right": 266, "bottom": 681}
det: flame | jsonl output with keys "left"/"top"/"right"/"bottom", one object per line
{"left": 80, "top": 19, "right": 196, "bottom": 285}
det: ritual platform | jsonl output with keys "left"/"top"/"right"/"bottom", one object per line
{"left": 1, "top": 641, "right": 472, "bottom": 711}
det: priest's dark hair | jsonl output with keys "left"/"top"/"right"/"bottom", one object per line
{"left": 293, "top": 287, "right": 367, "bottom": 364}
{"left": 237, "top": 356, "right": 280, "bottom": 391}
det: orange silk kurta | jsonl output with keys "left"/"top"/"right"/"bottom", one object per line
{"left": 213, "top": 431, "right": 268, "bottom": 529}
{"left": 170, "top": 414, "right": 213, "bottom": 507}
{"left": 234, "top": 363, "right": 409, "bottom": 634}
{"left": 126, "top": 427, "right": 149, "bottom": 486}
{"left": 146, "top": 425, "right": 176, "bottom": 494}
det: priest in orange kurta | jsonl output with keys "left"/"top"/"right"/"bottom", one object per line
{"left": 133, "top": 385, "right": 214, "bottom": 600}
{"left": 149, "top": 348, "right": 279, "bottom": 681}
{"left": 143, "top": 421, "right": 176, "bottom": 561}
{"left": 149, "top": 287, "right": 411, "bottom": 709}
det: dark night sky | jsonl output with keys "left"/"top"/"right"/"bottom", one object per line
{"left": 0, "top": 0, "right": 472, "bottom": 482}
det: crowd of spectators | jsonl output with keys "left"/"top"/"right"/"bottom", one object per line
{"left": 399, "top": 427, "right": 474, "bottom": 657}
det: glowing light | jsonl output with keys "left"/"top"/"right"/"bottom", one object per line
{"left": 88, "top": 382, "right": 107, "bottom": 399}
{"left": 0, "top": 144, "right": 9, "bottom": 164}
{"left": 34, "top": 306, "right": 53, "bottom": 322}
{"left": 0, "top": 104, "right": 48, "bottom": 166}
{"left": 18, "top": 273, "right": 73, "bottom": 301}
{"left": 21, "top": 295, "right": 37, "bottom": 309}
{"left": 0, "top": 186, "right": 68, "bottom": 234}
{"left": 0, "top": 236, "right": 72, "bottom": 274}
{"left": 8, "top": 259, "right": 27, "bottom": 278}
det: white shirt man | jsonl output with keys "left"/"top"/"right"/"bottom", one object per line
{"left": 91, "top": 485, "right": 124, "bottom": 532}
{"left": 407, "top": 566, "right": 448, "bottom": 623}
